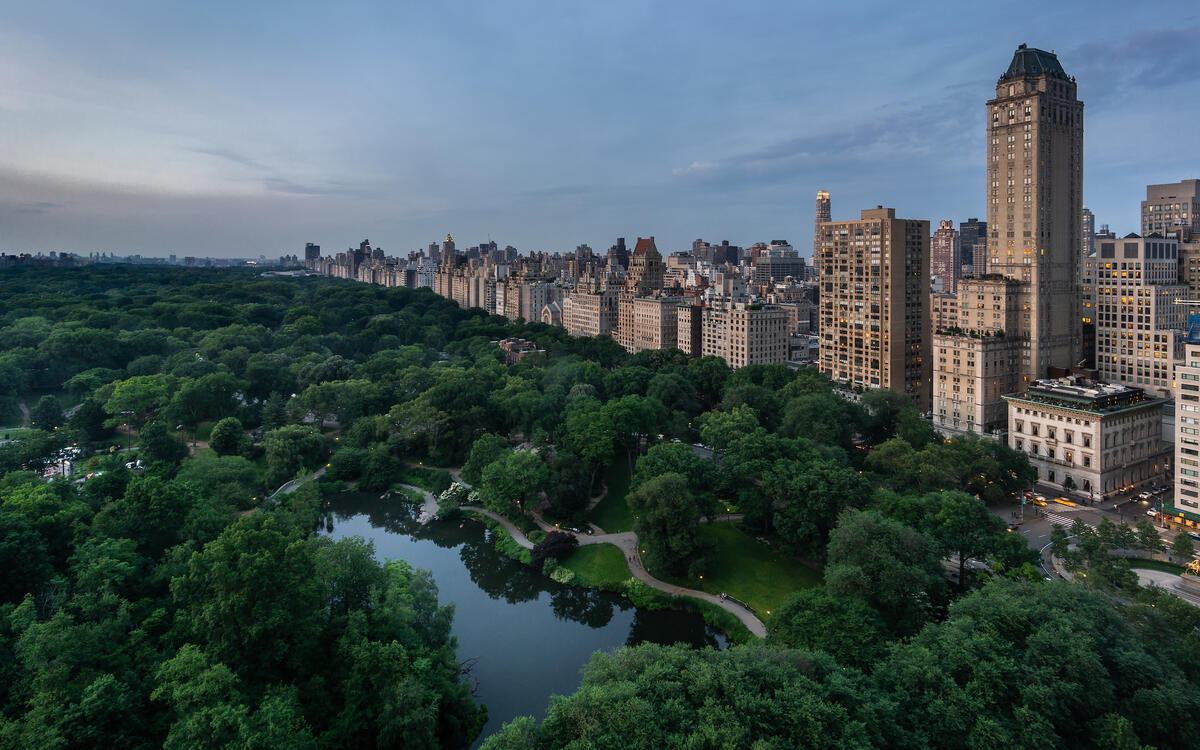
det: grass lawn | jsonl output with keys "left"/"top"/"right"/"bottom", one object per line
{"left": 588, "top": 461, "right": 635, "bottom": 533}
{"left": 653, "top": 522, "right": 821, "bottom": 620}
{"left": 561, "top": 544, "right": 630, "bottom": 588}
{"left": 395, "top": 465, "right": 453, "bottom": 495}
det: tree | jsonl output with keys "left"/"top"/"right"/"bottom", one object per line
{"left": 627, "top": 472, "right": 710, "bottom": 577}
{"left": 767, "top": 587, "right": 885, "bottom": 668}
{"left": 561, "top": 399, "right": 615, "bottom": 491}
{"left": 1136, "top": 519, "right": 1165, "bottom": 552}
{"left": 209, "top": 416, "right": 247, "bottom": 457}
{"left": 263, "top": 425, "right": 329, "bottom": 487}
{"left": 478, "top": 451, "right": 548, "bottom": 517}
{"left": 462, "top": 433, "right": 509, "bottom": 486}
{"left": 1050, "top": 524, "right": 1070, "bottom": 558}
{"left": 1172, "top": 532, "right": 1195, "bottom": 560}
{"left": 825, "top": 509, "right": 946, "bottom": 634}
{"left": 766, "top": 457, "right": 871, "bottom": 558}
{"left": 531, "top": 531, "right": 579, "bottom": 570}
{"left": 168, "top": 372, "right": 242, "bottom": 436}
{"left": 261, "top": 392, "right": 289, "bottom": 429}
{"left": 67, "top": 397, "right": 109, "bottom": 441}
{"left": 695, "top": 404, "right": 758, "bottom": 460}
{"left": 138, "top": 420, "right": 188, "bottom": 464}
{"left": 28, "top": 395, "right": 64, "bottom": 430}
{"left": 632, "top": 441, "right": 714, "bottom": 495}
{"left": 170, "top": 515, "right": 324, "bottom": 680}
{"left": 102, "top": 374, "right": 172, "bottom": 428}
{"left": 930, "top": 490, "right": 1006, "bottom": 588}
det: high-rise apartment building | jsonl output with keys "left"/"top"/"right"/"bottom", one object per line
{"left": 1174, "top": 332, "right": 1200, "bottom": 519}
{"left": 1092, "top": 234, "right": 1187, "bottom": 398}
{"left": 1082, "top": 207, "right": 1095, "bottom": 257}
{"left": 932, "top": 277, "right": 1025, "bottom": 433}
{"left": 700, "top": 302, "right": 789, "bottom": 369}
{"left": 304, "top": 242, "right": 321, "bottom": 262}
{"left": 616, "top": 237, "right": 665, "bottom": 351}
{"left": 814, "top": 190, "right": 831, "bottom": 259}
{"left": 959, "top": 218, "right": 986, "bottom": 276}
{"left": 935, "top": 44, "right": 1083, "bottom": 436}
{"left": 1142, "top": 180, "right": 1200, "bottom": 236}
{"left": 930, "top": 220, "right": 961, "bottom": 293}
{"left": 817, "top": 206, "right": 930, "bottom": 409}
{"left": 985, "top": 43, "right": 1083, "bottom": 377}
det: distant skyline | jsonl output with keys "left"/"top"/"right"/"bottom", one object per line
{"left": 1, "top": 1, "right": 1198, "bottom": 258}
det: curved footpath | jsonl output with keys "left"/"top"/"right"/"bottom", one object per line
{"left": 399, "top": 462, "right": 767, "bottom": 637}
{"left": 461, "top": 507, "right": 767, "bottom": 638}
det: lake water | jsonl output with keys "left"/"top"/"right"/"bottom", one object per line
{"left": 325, "top": 493, "right": 728, "bottom": 747}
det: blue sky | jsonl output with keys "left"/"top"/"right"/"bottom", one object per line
{"left": 0, "top": 0, "right": 1197, "bottom": 258}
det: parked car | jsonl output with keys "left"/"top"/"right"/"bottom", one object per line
{"left": 1147, "top": 509, "right": 1159, "bottom": 517}
{"left": 1188, "top": 532, "right": 1200, "bottom": 542}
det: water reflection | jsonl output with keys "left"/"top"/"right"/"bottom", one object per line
{"left": 325, "top": 492, "right": 727, "bottom": 744}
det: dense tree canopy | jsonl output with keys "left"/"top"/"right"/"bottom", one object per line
{"left": 2, "top": 266, "right": 1190, "bottom": 749}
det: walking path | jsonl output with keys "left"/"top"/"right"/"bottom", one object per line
{"left": 454, "top": 503, "right": 766, "bottom": 637}
{"left": 403, "top": 462, "right": 767, "bottom": 637}
{"left": 268, "top": 466, "right": 327, "bottom": 500}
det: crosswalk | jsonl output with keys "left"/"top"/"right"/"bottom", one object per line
{"left": 1043, "top": 511, "right": 1094, "bottom": 531}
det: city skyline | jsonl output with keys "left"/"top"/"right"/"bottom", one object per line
{"left": 1, "top": 1, "right": 1198, "bottom": 257}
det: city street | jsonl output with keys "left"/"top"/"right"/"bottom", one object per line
{"left": 992, "top": 487, "right": 1192, "bottom": 576}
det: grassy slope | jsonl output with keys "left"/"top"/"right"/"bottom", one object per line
{"left": 588, "top": 461, "right": 635, "bottom": 533}
{"left": 654, "top": 522, "right": 821, "bottom": 620}
{"left": 561, "top": 544, "right": 630, "bottom": 588}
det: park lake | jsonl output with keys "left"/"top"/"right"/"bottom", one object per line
{"left": 325, "top": 492, "right": 728, "bottom": 746}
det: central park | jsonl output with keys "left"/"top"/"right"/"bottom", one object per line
{"left": 1, "top": 266, "right": 1198, "bottom": 749}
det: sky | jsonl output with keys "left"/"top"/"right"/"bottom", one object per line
{"left": 0, "top": 0, "right": 1198, "bottom": 259}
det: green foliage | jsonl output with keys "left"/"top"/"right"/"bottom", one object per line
{"left": 263, "top": 424, "right": 329, "bottom": 487}
{"left": 825, "top": 509, "right": 947, "bottom": 634}
{"left": 138, "top": 420, "right": 188, "bottom": 464}
{"left": 462, "top": 432, "right": 509, "bottom": 486}
{"left": 1172, "top": 532, "right": 1195, "bottom": 559}
{"left": 767, "top": 587, "right": 885, "bottom": 668}
{"left": 479, "top": 451, "right": 548, "bottom": 517}
{"left": 395, "top": 465, "right": 453, "bottom": 495}
{"left": 627, "top": 472, "right": 711, "bottom": 577}
{"left": 208, "top": 416, "right": 247, "bottom": 457}
{"left": 28, "top": 395, "right": 64, "bottom": 431}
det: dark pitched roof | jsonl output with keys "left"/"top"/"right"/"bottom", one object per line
{"left": 633, "top": 237, "right": 657, "bottom": 255}
{"left": 1000, "top": 44, "right": 1069, "bottom": 82}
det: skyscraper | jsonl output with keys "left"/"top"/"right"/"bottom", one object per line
{"left": 814, "top": 190, "right": 831, "bottom": 258}
{"left": 930, "top": 220, "right": 961, "bottom": 293}
{"left": 934, "top": 44, "right": 1083, "bottom": 436}
{"left": 304, "top": 242, "right": 321, "bottom": 262}
{"left": 1081, "top": 207, "right": 1095, "bottom": 257}
{"left": 959, "top": 218, "right": 986, "bottom": 276}
{"left": 1142, "top": 179, "right": 1200, "bottom": 236}
{"left": 985, "top": 43, "right": 1083, "bottom": 377}
{"left": 817, "top": 207, "right": 930, "bottom": 410}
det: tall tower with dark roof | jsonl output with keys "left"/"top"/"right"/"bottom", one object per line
{"left": 986, "top": 43, "right": 1083, "bottom": 378}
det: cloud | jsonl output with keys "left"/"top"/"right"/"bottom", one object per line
{"left": 671, "top": 99, "right": 976, "bottom": 185}
{"left": 1068, "top": 26, "right": 1200, "bottom": 102}
{"left": 0, "top": 200, "right": 61, "bottom": 215}
{"left": 190, "top": 146, "right": 270, "bottom": 172}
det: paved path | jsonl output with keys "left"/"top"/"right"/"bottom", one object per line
{"left": 1131, "top": 567, "right": 1200, "bottom": 607}
{"left": 456, "top": 503, "right": 766, "bottom": 637}
{"left": 268, "top": 466, "right": 327, "bottom": 500}
{"left": 460, "top": 505, "right": 534, "bottom": 549}
{"left": 397, "top": 483, "right": 439, "bottom": 523}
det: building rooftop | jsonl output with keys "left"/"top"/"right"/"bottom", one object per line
{"left": 1004, "top": 376, "right": 1161, "bottom": 414}
{"left": 1000, "top": 44, "right": 1069, "bottom": 82}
